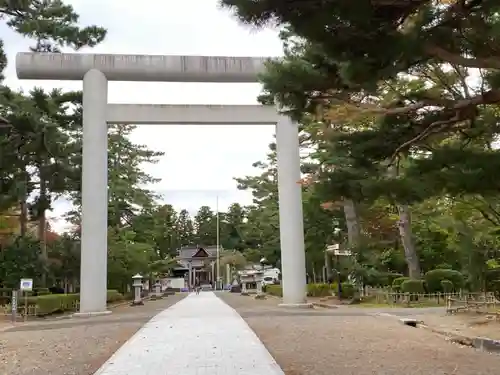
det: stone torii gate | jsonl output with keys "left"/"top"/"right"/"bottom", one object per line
{"left": 16, "top": 52, "right": 309, "bottom": 314}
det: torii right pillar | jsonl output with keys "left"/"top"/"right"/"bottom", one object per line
{"left": 275, "top": 116, "right": 309, "bottom": 307}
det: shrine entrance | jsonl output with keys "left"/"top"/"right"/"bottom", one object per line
{"left": 16, "top": 52, "right": 309, "bottom": 314}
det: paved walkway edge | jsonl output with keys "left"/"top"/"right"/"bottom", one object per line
{"left": 418, "top": 323, "right": 500, "bottom": 354}
{"left": 93, "top": 292, "right": 285, "bottom": 374}
{"left": 372, "top": 312, "right": 500, "bottom": 354}
{"left": 92, "top": 295, "right": 186, "bottom": 375}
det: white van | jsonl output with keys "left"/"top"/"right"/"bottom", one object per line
{"left": 262, "top": 268, "right": 280, "bottom": 285}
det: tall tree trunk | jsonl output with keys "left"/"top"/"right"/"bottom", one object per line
{"left": 396, "top": 204, "right": 421, "bottom": 279}
{"left": 19, "top": 168, "right": 29, "bottom": 237}
{"left": 388, "top": 165, "right": 421, "bottom": 279}
{"left": 38, "top": 176, "right": 48, "bottom": 287}
{"left": 19, "top": 199, "right": 28, "bottom": 237}
{"left": 342, "top": 198, "right": 361, "bottom": 248}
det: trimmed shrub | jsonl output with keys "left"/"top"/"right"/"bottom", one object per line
{"left": 107, "top": 289, "right": 124, "bottom": 303}
{"left": 339, "top": 282, "right": 356, "bottom": 299}
{"left": 123, "top": 291, "right": 135, "bottom": 300}
{"left": 307, "top": 283, "right": 334, "bottom": 297}
{"left": 0, "top": 295, "right": 11, "bottom": 305}
{"left": 267, "top": 284, "right": 337, "bottom": 298}
{"left": 386, "top": 273, "right": 404, "bottom": 286}
{"left": 440, "top": 279, "right": 454, "bottom": 293}
{"left": 266, "top": 285, "right": 283, "bottom": 297}
{"left": 48, "top": 286, "right": 65, "bottom": 294}
{"left": 401, "top": 279, "right": 425, "bottom": 294}
{"left": 0, "top": 288, "right": 12, "bottom": 304}
{"left": 424, "top": 269, "right": 464, "bottom": 293}
{"left": 392, "top": 277, "right": 410, "bottom": 291}
{"left": 264, "top": 283, "right": 354, "bottom": 299}
{"left": 19, "top": 293, "right": 80, "bottom": 315}
{"left": 0, "top": 287, "right": 12, "bottom": 296}
{"left": 18, "top": 290, "right": 125, "bottom": 316}
{"left": 34, "top": 288, "right": 50, "bottom": 296}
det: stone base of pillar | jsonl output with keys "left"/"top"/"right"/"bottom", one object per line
{"left": 73, "top": 310, "right": 112, "bottom": 318}
{"left": 241, "top": 291, "right": 249, "bottom": 296}
{"left": 278, "top": 303, "right": 314, "bottom": 309}
{"left": 131, "top": 300, "right": 144, "bottom": 306}
{"left": 254, "top": 294, "right": 267, "bottom": 300}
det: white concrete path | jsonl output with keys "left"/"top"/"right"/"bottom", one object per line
{"left": 94, "top": 292, "right": 284, "bottom": 375}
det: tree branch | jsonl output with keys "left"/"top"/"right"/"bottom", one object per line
{"left": 424, "top": 44, "right": 500, "bottom": 70}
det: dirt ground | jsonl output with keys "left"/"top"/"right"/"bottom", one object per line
{"left": 219, "top": 293, "right": 500, "bottom": 375}
{"left": 0, "top": 294, "right": 186, "bottom": 375}
{"left": 412, "top": 312, "right": 500, "bottom": 340}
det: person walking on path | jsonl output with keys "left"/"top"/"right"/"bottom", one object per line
{"left": 194, "top": 277, "right": 201, "bottom": 294}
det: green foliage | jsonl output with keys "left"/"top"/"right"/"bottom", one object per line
{"left": 221, "top": 0, "right": 500, "bottom": 287}
{"left": 193, "top": 206, "right": 218, "bottom": 245}
{"left": 307, "top": 283, "right": 334, "bottom": 297}
{"left": 364, "top": 270, "right": 404, "bottom": 287}
{"left": 392, "top": 277, "right": 410, "bottom": 292}
{"left": 339, "top": 282, "right": 356, "bottom": 300}
{"left": 265, "top": 284, "right": 282, "bottom": 297}
{"left": 401, "top": 280, "right": 425, "bottom": 294}
{"left": 424, "top": 269, "right": 465, "bottom": 293}
{"left": 440, "top": 279, "right": 454, "bottom": 294}
{"left": 1, "top": 1, "right": 107, "bottom": 52}
{"left": 33, "top": 287, "right": 50, "bottom": 296}
{"left": 16, "top": 290, "right": 124, "bottom": 315}
{"left": 0, "top": 237, "right": 42, "bottom": 288}
{"left": 106, "top": 290, "right": 125, "bottom": 303}
{"left": 265, "top": 283, "right": 355, "bottom": 299}
{"left": 25, "top": 293, "right": 79, "bottom": 315}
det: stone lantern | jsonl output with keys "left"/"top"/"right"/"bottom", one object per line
{"left": 152, "top": 280, "right": 163, "bottom": 300}
{"left": 131, "top": 273, "right": 144, "bottom": 306}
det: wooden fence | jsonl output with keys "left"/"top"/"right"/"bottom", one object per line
{"left": 362, "top": 288, "right": 498, "bottom": 307}
{"left": 0, "top": 303, "right": 38, "bottom": 321}
{"left": 446, "top": 293, "right": 499, "bottom": 314}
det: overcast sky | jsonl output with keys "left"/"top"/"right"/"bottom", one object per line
{"left": 1, "top": 0, "right": 283, "bottom": 232}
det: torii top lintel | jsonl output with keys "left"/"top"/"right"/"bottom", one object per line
{"left": 15, "top": 52, "right": 272, "bottom": 83}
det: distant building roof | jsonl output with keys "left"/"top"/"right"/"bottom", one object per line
{"left": 176, "top": 245, "right": 220, "bottom": 259}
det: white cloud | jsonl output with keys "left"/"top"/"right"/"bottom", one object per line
{"left": 2, "top": 0, "right": 283, "bottom": 232}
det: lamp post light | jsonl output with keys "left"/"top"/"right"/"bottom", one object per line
{"left": 259, "top": 257, "right": 267, "bottom": 271}
{"left": 255, "top": 257, "right": 267, "bottom": 299}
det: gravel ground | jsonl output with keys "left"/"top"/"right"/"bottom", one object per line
{"left": 0, "top": 294, "right": 186, "bottom": 375}
{"left": 412, "top": 313, "right": 500, "bottom": 340}
{"left": 219, "top": 293, "right": 500, "bottom": 375}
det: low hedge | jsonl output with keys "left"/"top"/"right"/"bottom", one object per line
{"left": 107, "top": 289, "right": 125, "bottom": 303}
{"left": 425, "top": 269, "right": 464, "bottom": 292}
{"left": 265, "top": 283, "right": 356, "bottom": 299}
{"left": 265, "top": 285, "right": 283, "bottom": 297}
{"left": 307, "top": 283, "right": 335, "bottom": 297}
{"left": 20, "top": 293, "right": 80, "bottom": 315}
{"left": 338, "top": 282, "right": 356, "bottom": 299}
{"left": 15, "top": 289, "right": 125, "bottom": 315}
{"left": 34, "top": 288, "right": 51, "bottom": 296}
{"left": 392, "top": 277, "right": 410, "bottom": 291}
{"left": 401, "top": 279, "right": 425, "bottom": 294}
